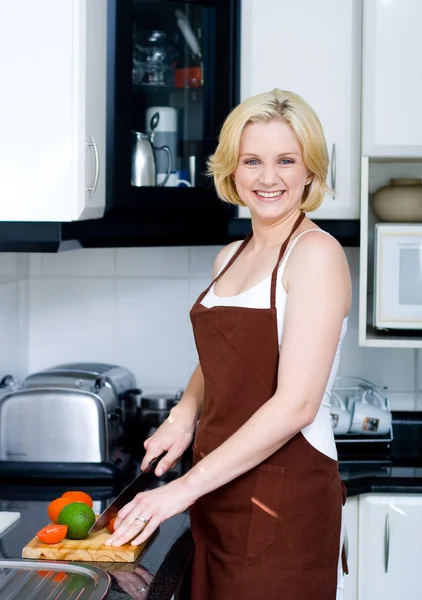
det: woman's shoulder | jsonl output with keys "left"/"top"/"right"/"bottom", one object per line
{"left": 284, "top": 226, "right": 351, "bottom": 315}
{"left": 285, "top": 225, "right": 350, "bottom": 283}
{"left": 212, "top": 241, "right": 242, "bottom": 278}
{"left": 291, "top": 224, "right": 345, "bottom": 259}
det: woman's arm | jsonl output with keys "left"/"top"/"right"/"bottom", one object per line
{"left": 140, "top": 242, "right": 238, "bottom": 475}
{"left": 183, "top": 233, "right": 351, "bottom": 495}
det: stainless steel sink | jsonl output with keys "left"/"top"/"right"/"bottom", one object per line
{"left": 0, "top": 560, "right": 110, "bottom": 599}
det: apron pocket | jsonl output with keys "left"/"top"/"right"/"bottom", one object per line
{"left": 191, "top": 447, "right": 285, "bottom": 561}
{"left": 244, "top": 464, "right": 285, "bottom": 559}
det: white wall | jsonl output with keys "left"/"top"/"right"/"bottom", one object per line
{"left": 26, "top": 246, "right": 215, "bottom": 396}
{"left": 0, "top": 254, "right": 28, "bottom": 379}
{"left": 2, "top": 244, "right": 418, "bottom": 409}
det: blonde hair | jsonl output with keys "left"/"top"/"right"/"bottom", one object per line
{"left": 207, "top": 89, "right": 330, "bottom": 212}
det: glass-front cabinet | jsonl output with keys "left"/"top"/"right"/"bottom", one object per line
{"left": 109, "top": 0, "right": 240, "bottom": 228}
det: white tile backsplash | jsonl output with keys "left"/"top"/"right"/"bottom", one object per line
{"left": 0, "top": 280, "right": 27, "bottom": 377}
{"left": 30, "top": 248, "right": 115, "bottom": 278}
{"left": 28, "top": 278, "right": 116, "bottom": 372}
{"left": 115, "top": 278, "right": 191, "bottom": 388}
{"left": 189, "top": 245, "right": 223, "bottom": 278}
{"left": 0, "top": 254, "right": 22, "bottom": 282}
{"left": 0, "top": 245, "right": 419, "bottom": 410}
{"left": 387, "top": 392, "right": 417, "bottom": 411}
{"left": 116, "top": 247, "right": 189, "bottom": 278}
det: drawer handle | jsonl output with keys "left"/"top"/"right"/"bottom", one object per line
{"left": 384, "top": 513, "right": 390, "bottom": 573}
{"left": 86, "top": 134, "right": 100, "bottom": 199}
{"left": 330, "top": 142, "right": 336, "bottom": 199}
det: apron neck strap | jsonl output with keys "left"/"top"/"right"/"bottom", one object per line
{"left": 270, "top": 211, "right": 305, "bottom": 309}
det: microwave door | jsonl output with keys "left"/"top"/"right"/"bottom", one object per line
{"left": 375, "top": 225, "right": 422, "bottom": 330}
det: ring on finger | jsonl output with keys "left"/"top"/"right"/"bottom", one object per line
{"left": 135, "top": 515, "right": 148, "bottom": 525}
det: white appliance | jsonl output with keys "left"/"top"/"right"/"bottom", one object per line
{"left": 374, "top": 223, "right": 422, "bottom": 330}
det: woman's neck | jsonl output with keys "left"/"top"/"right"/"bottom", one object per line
{"left": 249, "top": 209, "right": 305, "bottom": 252}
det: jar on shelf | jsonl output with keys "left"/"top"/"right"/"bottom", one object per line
{"left": 372, "top": 178, "right": 422, "bottom": 222}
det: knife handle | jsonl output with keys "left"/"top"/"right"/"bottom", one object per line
{"left": 142, "top": 451, "right": 167, "bottom": 474}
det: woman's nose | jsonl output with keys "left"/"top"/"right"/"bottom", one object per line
{"left": 259, "top": 165, "right": 279, "bottom": 187}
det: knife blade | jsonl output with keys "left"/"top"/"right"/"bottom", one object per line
{"left": 89, "top": 452, "right": 166, "bottom": 534}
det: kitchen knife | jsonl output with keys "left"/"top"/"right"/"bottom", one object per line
{"left": 89, "top": 452, "right": 166, "bottom": 534}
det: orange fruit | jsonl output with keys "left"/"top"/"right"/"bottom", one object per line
{"left": 36, "top": 524, "right": 68, "bottom": 544}
{"left": 61, "top": 491, "right": 93, "bottom": 508}
{"left": 106, "top": 517, "right": 116, "bottom": 533}
{"left": 48, "top": 497, "right": 74, "bottom": 524}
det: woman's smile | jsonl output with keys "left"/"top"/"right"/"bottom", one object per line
{"left": 254, "top": 189, "right": 285, "bottom": 201}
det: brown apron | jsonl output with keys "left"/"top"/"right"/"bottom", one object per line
{"left": 189, "top": 212, "right": 347, "bottom": 600}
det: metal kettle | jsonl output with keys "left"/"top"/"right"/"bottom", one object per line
{"left": 131, "top": 112, "right": 172, "bottom": 187}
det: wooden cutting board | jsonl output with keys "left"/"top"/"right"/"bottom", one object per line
{"left": 22, "top": 526, "right": 153, "bottom": 562}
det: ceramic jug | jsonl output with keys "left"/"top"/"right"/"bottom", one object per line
{"left": 372, "top": 178, "right": 422, "bottom": 222}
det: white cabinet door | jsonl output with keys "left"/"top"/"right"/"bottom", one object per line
{"left": 0, "top": 0, "right": 107, "bottom": 222}
{"left": 343, "top": 496, "right": 359, "bottom": 600}
{"left": 362, "top": 0, "right": 422, "bottom": 157}
{"left": 239, "top": 0, "right": 362, "bottom": 220}
{"left": 358, "top": 494, "right": 422, "bottom": 600}
{"left": 74, "top": 0, "right": 107, "bottom": 221}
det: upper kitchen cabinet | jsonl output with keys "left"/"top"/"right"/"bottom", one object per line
{"left": 108, "top": 0, "right": 240, "bottom": 227}
{"left": 0, "top": 0, "right": 107, "bottom": 222}
{"left": 238, "top": 0, "right": 362, "bottom": 220}
{"left": 362, "top": 0, "right": 422, "bottom": 157}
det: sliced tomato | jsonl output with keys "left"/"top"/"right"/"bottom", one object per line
{"left": 37, "top": 570, "right": 67, "bottom": 582}
{"left": 36, "top": 524, "right": 68, "bottom": 544}
{"left": 106, "top": 517, "right": 116, "bottom": 533}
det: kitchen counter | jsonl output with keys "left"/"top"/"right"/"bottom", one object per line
{"left": 340, "top": 461, "right": 422, "bottom": 496}
{"left": 1, "top": 461, "right": 422, "bottom": 600}
{"left": 0, "top": 480, "right": 192, "bottom": 600}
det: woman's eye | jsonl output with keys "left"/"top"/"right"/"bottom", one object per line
{"left": 243, "top": 158, "right": 294, "bottom": 166}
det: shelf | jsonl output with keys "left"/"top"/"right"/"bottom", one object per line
{"left": 228, "top": 218, "right": 360, "bottom": 247}
{"left": 363, "top": 326, "right": 422, "bottom": 349}
{"left": 359, "top": 156, "right": 422, "bottom": 348}
{"left": 132, "top": 84, "right": 203, "bottom": 95}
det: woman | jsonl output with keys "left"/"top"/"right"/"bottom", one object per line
{"left": 106, "top": 89, "right": 351, "bottom": 600}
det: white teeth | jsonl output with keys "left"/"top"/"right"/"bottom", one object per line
{"left": 255, "top": 190, "right": 283, "bottom": 198}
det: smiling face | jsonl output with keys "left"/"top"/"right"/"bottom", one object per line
{"left": 233, "top": 120, "right": 311, "bottom": 221}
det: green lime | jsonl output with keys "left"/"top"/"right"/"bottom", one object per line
{"left": 57, "top": 501, "right": 96, "bottom": 539}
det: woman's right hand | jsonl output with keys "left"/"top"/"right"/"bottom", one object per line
{"left": 140, "top": 408, "right": 196, "bottom": 476}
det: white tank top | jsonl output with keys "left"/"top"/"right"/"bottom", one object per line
{"left": 201, "top": 229, "right": 348, "bottom": 462}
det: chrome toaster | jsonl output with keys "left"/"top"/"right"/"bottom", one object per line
{"left": 0, "top": 363, "right": 141, "bottom": 470}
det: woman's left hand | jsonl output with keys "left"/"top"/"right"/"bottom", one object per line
{"left": 105, "top": 475, "right": 197, "bottom": 547}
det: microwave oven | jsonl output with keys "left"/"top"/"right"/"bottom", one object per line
{"left": 374, "top": 223, "right": 422, "bottom": 330}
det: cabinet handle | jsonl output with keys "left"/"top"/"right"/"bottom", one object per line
{"left": 384, "top": 513, "right": 390, "bottom": 573}
{"left": 330, "top": 143, "right": 336, "bottom": 199}
{"left": 86, "top": 134, "right": 100, "bottom": 199}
